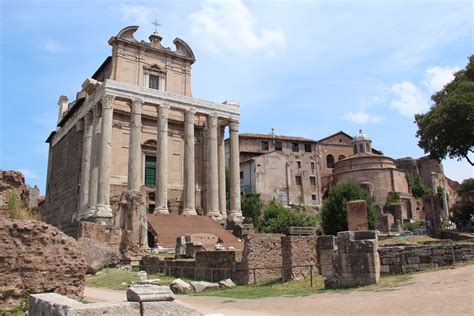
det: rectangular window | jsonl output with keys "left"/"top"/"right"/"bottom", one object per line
{"left": 240, "top": 171, "right": 244, "bottom": 179}
{"left": 310, "top": 161, "right": 315, "bottom": 170}
{"left": 312, "top": 194, "right": 317, "bottom": 201}
{"left": 275, "top": 141, "right": 282, "bottom": 151}
{"left": 149, "top": 74, "right": 160, "bottom": 90}
{"left": 292, "top": 143, "right": 299, "bottom": 152}
{"left": 310, "top": 176, "right": 316, "bottom": 186}
{"left": 261, "top": 141, "right": 269, "bottom": 151}
{"left": 295, "top": 176, "right": 302, "bottom": 185}
{"left": 297, "top": 161, "right": 302, "bottom": 169}
{"left": 305, "top": 144, "right": 312, "bottom": 152}
{"left": 145, "top": 155, "right": 156, "bottom": 187}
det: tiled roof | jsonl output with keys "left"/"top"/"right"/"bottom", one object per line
{"left": 147, "top": 214, "right": 243, "bottom": 250}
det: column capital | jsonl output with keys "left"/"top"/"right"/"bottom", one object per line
{"left": 75, "top": 120, "right": 84, "bottom": 132}
{"left": 84, "top": 111, "right": 94, "bottom": 125}
{"left": 208, "top": 112, "right": 218, "bottom": 128}
{"left": 101, "top": 94, "right": 115, "bottom": 109}
{"left": 131, "top": 99, "right": 143, "bottom": 114}
{"left": 158, "top": 104, "right": 170, "bottom": 119}
{"left": 185, "top": 107, "right": 196, "bottom": 123}
{"left": 229, "top": 120, "right": 239, "bottom": 131}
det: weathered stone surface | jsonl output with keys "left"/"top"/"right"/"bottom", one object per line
{"left": 142, "top": 301, "right": 203, "bottom": 316}
{"left": 282, "top": 235, "right": 317, "bottom": 281}
{"left": 138, "top": 279, "right": 161, "bottom": 285}
{"left": 0, "top": 220, "right": 86, "bottom": 310}
{"left": 190, "top": 281, "right": 219, "bottom": 293}
{"left": 137, "top": 271, "right": 148, "bottom": 281}
{"left": 0, "top": 170, "right": 29, "bottom": 214}
{"left": 218, "top": 279, "right": 236, "bottom": 289}
{"left": 170, "top": 279, "right": 193, "bottom": 294}
{"left": 346, "top": 200, "right": 369, "bottom": 231}
{"left": 77, "top": 238, "right": 120, "bottom": 274}
{"left": 126, "top": 285, "right": 175, "bottom": 302}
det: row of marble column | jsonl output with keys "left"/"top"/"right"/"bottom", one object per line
{"left": 78, "top": 95, "right": 242, "bottom": 222}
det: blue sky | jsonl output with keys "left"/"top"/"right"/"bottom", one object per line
{"left": 1, "top": 0, "right": 473, "bottom": 194}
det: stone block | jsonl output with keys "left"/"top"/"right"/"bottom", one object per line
{"left": 414, "top": 249, "right": 431, "bottom": 256}
{"left": 346, "top": 200, "right": 369, "bottom": 231}
{"left": 353, "top": 230, "right": 378, "bottom": 241}
{"left": 432, "top": 248, "right": 446, "bottom": 255}
{"left": 380, "top": 265, "right": 390, "bottom": 273}
{"left": 126, "top": 285, "right": 175, "bottom": 302}
{"left": 381, "top": 257, "right": 392, "bottom": 265}
{"left": 170, "top": 279, "right": 193, "bottom": 294}
{"left": 287, "top": 226, "right": 317, "bottom": 236}
{"left": 142, "top": 302, "right": 203, "bottom": 316}
{"left": 218, "top": 279, "right": 236, "bottom": 289}
{"left": 402, "top": 264, "right": 419, "bottom": 273}
{"left": 406, "top": 257, "right": 420, "bottom": 264}
{"left": 389, "top": 265, "right": 402, "bottom": 273}
{"left": 190, "top": 281, "right": 219, "bottom": 293}
{"left": 317, "top": 235, "right": 336, "bottom": 250}
{"left": 349, "top": 240, "right": 377, "bottom": 253}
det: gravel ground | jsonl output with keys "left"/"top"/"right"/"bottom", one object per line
{"left": 85, "top": 264, "right": 474, "bottom": 316}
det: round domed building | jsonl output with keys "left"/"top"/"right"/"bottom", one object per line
{"left": 332, "top": 130, "right": 418, "bottom": 222}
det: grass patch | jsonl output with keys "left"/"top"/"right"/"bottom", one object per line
{"left": 379, "top": 235, "right": 440, "bottom": 246}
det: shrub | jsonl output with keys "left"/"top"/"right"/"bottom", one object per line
{"left": 260, "top": 201, "right": 321, "bottom": 234}
{"left": 386, "top": 192, "right": 401, "bottom": 206}
{"left": 451, "top": 201, "right": 474, "bottom": 222}
{"left": 406, "top": 175, "right": 432, "bottom": 198}
{"left": 7, "top": 191, "right": 40, "bottom": 220}
{"left": 241, "top": 193, "right": 263, "bottom": 230}
{"left": 321, "top": 181, "right": 377, "bottom": 235}
{"left": 402, "top": 220, "right": 424, "bottom": 231}
{"left": 458, "top": 178, "right": 474, "bottom": 194}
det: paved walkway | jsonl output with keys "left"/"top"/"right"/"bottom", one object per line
{"left": 85, "top": 264, "right": 474, "bottom": 315}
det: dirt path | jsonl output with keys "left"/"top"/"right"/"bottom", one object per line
{"left": 85, "top": 264, "right": 474, "bottom": 315}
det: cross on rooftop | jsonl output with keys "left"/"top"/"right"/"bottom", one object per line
{"left": 151, "top": 19, "right": 161, "bottom": 33}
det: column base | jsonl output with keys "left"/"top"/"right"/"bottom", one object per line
{"left": 153, "top": 206, "right": 169, "bottom": 214}
{"left": 220, "top": 212, "right": 227, "bottom": 220}
{"left": 227, "top": 211, "right": 244, "bottom": 224}
{"left": 182, "top": 208, "right": 197, "bottom": 216}
{"left": 95, "top": 204, "right": 113, "bottom": 218}
{"left": 207, "top": 210, "right": 222, "bottom": 221}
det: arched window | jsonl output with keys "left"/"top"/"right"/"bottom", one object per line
{"left": 338, "top": 155, "right": 346, "bottom": 161}
{"left": 366, "top": 143, "right": 371, "bottom": 153}
{"left": 327, "top": 154, "right": 335, "bottom": 168}
{"left": 359, "top": 143, "right": 364, "bottom": 153}
{"left": 353, "top": 144, "right": 357, "bottom": 154}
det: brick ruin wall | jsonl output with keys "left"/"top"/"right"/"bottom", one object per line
{"left": 0, "top": 219, "right": 86, "bottom": 310}
{"left": 43, "top": 128, "right": 83, "bottom": 237}
{"left": 379, "top": 243, "right": 474, "bottom": 274}
{"left": 281, "top": 235, "right": 317, "bottom": 281}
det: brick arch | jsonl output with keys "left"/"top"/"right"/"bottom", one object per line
{"left": 327, "top": 154, "right": 335, "bottom": 168}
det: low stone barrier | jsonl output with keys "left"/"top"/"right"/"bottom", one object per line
{"left": 281, "top": 235, "right": 317, "bottom": 281}
{"left": 378, "top": 243, "right": 474, "bottom": 274}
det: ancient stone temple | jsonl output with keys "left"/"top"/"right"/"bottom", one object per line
{"left": 43, "top": 26, "right": 242, "bottom": 236}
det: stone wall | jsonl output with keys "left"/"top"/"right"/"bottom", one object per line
{"left": 378, "top": 243, "right": 474, "bottom": 274}
{"left": 281, "top": 235, "right": 317, "bottom": 281}
{"left": 142, "top": 256, "right": 197, "bottom": 279}
{"left": 325, "top": 231, "right": 380, "bottom": 288}
{"left": 317, "top": 235, "right": 336, "bottom": 277}
{"left": 0, "top": 220, "right": 86, "bottom": 310}
{"left": 0, "top": 170, "right": 29, "bottom": 213}
{"left": 346, "top": 200, "right": 368, "bottom": 231}
{"left": 195, "top": 251, "right": 237, "bottom": 282}
{"left": 44, "top": 127, "right": 83, "bottom": 237}
{"left": 236, "top": 233, "right": 283, "bottom": 284}
{"left": 77, "top": 221, "right": 121, "bottom": 245}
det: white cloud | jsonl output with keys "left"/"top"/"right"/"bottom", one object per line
{"left": 344, "top": 112, "right": 382, "bottom": 124}
{"left": 423, "top": 66, "right": 460, "bottom": 94}
{"left": 43, "top": 40, "right": 64, "bottom": 53}
{"left": 390, "top": 81, "right": 428, "bottom": 117}
{"left": 119, "top": 4, "right": 157, "bottom": 25}
{"left": 189, "top": 0, "right": 285, "bottom": 55}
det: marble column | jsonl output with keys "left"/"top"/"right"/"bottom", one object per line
{"left": 228, "top": 120, "right": 242, "bottom": 223}
{"left": 96, "top": 94, "right": 115, "bottom": 218}
{"left": 79, "top": 111, "right": 93, "bottom": 217}
{"left": 183, "top": 108, "right": 197, "bottom": 215}
{"left": 88, "top": 104, "right": 101, "bottom": 216}
{"left": 128, "top": 99, "right": 142, "bottom": 191}
{"left": 218, "top": 124, "right": 227, "bottom": 219}
{"left": 154, "top": 104, "right": 170, "bottom": 214}
{"left": 207, "top": 113, "right": 221, "bottom": 220}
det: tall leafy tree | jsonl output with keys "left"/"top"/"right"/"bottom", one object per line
{"left": 415, "top": 55, "right": 474, "bottom": 166}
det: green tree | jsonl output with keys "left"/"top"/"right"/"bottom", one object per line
{"left": 241, "top": 193, "right": 263, "bottom": 230}
{"left": 261, "top": 201, "right": 321, "bottom": 234}
{"left": 415, "top": 55, "right": 474, "bottom": 166}
{"left": 406, "top": 175, "right": 432, "bottom": 198}
{"left": 321, "top": 181, "right": 377, "bottom": 235}
{"left": 458, "top": 178, "right": 474, "bottom": 194}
